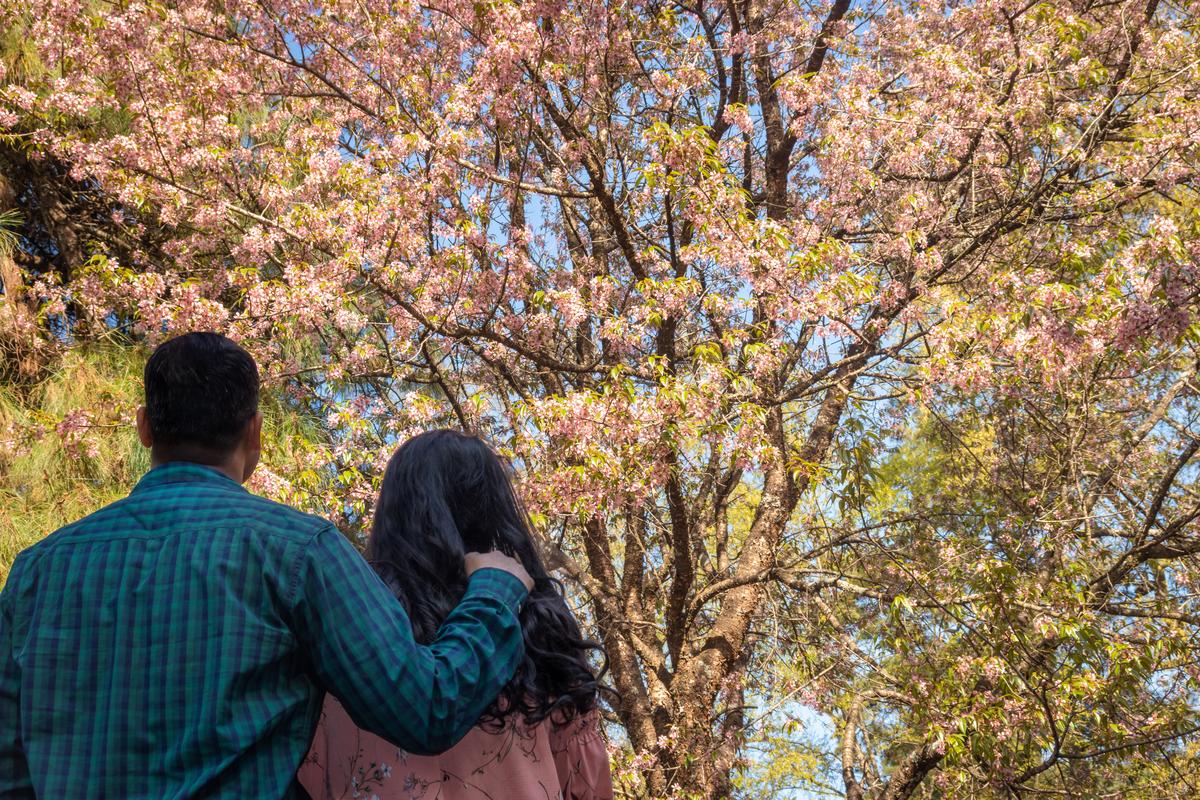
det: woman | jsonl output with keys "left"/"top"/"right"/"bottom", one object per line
{"left": 299, "top": 429, "right": 612, "bottom": 800}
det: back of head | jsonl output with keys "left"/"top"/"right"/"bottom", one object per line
{"left": 144, "top": 332, "right": 259, "bottom": 459}
{"left": 367, "top": 429, "right": 604, "bottom": 727}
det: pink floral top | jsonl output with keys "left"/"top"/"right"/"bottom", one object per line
{"left": 299, "top": 695, "right": 613, "bottom": 800}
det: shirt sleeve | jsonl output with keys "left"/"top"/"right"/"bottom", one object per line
{"left": 290, "top": 526, "right": 528, "bottom": 756}
{"left": 0, "top": 584, "right": 35, "bottom": 799}
{"left": 551, "top": 711, "right": 614, "bottom": 800}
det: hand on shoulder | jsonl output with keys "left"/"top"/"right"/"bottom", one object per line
{"left": 465, "top": 551, "right": 534, "bottom": 592}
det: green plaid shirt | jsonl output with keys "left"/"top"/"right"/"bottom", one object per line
{"left": 0, "top": 462, "right": 528, "bottom": 799}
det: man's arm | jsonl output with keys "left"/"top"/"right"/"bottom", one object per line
{"left": 0, "top": 587, "right": 34, "bottom": 799}
{"left": 290, "top": 526, "right": 529, "bottom": 755}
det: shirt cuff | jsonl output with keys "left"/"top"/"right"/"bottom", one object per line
{"left": 465, "top": 568, "right": 529, "bottom": 613}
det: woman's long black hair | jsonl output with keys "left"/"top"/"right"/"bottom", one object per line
{"left": 366, "top": 429, "right": 605, "bottom": 728}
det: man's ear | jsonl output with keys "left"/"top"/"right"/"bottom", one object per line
{"left": 136, "top": 406, "right": 154, "bottom": 449}
{"left": 240, "top": 411, "right": 264, "bottom": 483}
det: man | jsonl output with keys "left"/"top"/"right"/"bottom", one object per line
{"left": 0, "top": 332, "right": 533, "bottom": 798}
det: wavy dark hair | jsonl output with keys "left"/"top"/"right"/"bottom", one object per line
{"left": 366, "top": 429, "right": 605, "bottom": 728}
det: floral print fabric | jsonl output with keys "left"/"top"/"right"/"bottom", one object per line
{"left": 300, "top": 695, "right": 613, "bottom": 800}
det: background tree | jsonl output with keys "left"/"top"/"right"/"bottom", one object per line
{"left": 3, "top": 0, "right": 1200, "bottom": 797}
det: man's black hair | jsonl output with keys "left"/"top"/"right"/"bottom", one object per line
{"left": 144, "top": 332, "right": 260, "bottom": 454}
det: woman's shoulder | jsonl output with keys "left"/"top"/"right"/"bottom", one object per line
{"left": 547, "top": 709, "right": 614, "bottom": 800}
{"left": 548, "top": 707, "right": 604, "bottom": 741}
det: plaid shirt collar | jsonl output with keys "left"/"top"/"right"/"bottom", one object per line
{"left": 132, "top": 461, "right": 248, "bottom": 494}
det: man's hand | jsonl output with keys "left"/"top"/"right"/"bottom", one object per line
{"left": 464, "top": 551, "right": 534, "bottom": 592}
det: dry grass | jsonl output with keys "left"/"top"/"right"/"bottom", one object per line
{"left": 0, "top": 345, "right": 148, "bottom": 584}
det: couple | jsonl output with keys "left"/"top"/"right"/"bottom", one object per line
{"left": 0, "top": 332, "right": 611, "bottom": 799}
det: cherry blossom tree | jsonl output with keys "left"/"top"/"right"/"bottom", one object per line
{"left": 3, "top": 0, "right": 1200, "bottom": 796}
